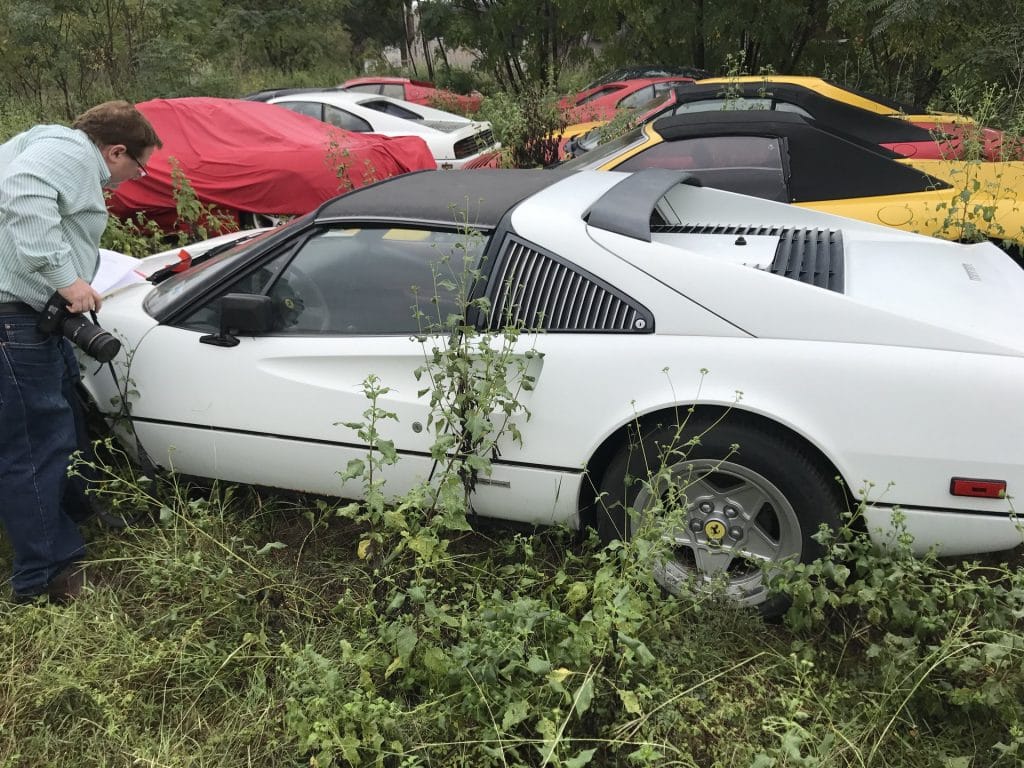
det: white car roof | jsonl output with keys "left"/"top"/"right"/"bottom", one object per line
{"left": 268, "top": 89, "right": 474, "bottom": 126}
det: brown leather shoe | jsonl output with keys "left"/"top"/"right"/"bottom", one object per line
{"left": 46, "top": 562, "right": 85, "bottom": 604}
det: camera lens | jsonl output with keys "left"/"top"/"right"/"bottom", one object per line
{"left": 61, "top": 315, "right": 121, "bottom": 363}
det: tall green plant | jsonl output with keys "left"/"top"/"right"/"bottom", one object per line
{"left": 479, "top": 86, "right": 567, "bottom": 167}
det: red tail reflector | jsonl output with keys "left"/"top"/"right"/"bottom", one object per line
{"left": 949, "top": 478, "right": 1007, "bottom": 498}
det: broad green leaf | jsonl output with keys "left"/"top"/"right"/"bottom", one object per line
{"left": 573, "top": 676, "right": 594, "bottom": 717}
{"left": 565, "top": 747, "right": 597, "bottom": 768}
{"left": 527, "top": 656, "right": 551, "bottom": 674}
{"left": 396, "top": 625, "right": 418, "bottom": 661}
{"left": 501, "top": 699, "right": 529, "bottom": 731}
{"left": 254, "top": 541, "right": 286, "bottom": 555}
{"left": 618, "top": 689, "right": 642, "bottom": 714}
{"left": 408, "top": 534, "right": 437, "bottom": 559}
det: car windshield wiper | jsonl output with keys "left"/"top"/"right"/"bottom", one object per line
{"left": 148, "top": 232, "right": 265, "bottom": 284}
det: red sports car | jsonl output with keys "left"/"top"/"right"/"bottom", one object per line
{"left": 559, "top": 77, "right": 696, "bottom": 122}
{"left": 107, "top": 97, "right": 436, "bottom": 233}
{"left": 340, "top": 77, "right": 483, "bottom": 114}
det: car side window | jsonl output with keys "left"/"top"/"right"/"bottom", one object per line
{"left": 360, "top": 99, "right": 422, "bottom": 120}
{"left": 673, "top": 97, "right": 772, "bottom": 113}
{"left": 265, "top": 227, "right": 488, "bottom": 335}
{"left": 773, "top": 101, "right": 812, "bottom": 117}
{"left": 177, "top": 251, "right": 293, "bottom": 333}
{"left": 616, "top": 137, "right": 789, "bottom": 202}
{"left": 616, "top": 85, "right": 655, "bottom": 110}
{"left": 275, "top": 101, "right": 323, "bottom": 121}
{"left": 324, "top": 105, "right": 372, "bottom": 132}
{"left": 381, "top": 84, "right": 406, "bottom": 99}
{"left": 672, "top": 98, "right": 811, "bottom": 118}
{"left": 577, "top": 86, "right": 621, "bottom": 105}
{"left": 346, "top": 84, "right": 382, "bottom": 94}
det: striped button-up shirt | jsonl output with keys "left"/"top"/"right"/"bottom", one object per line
{"left": 0, "top": 125, "right": 111, "bottom": 309}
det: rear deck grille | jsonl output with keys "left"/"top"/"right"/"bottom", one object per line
{"left": 488, "top": 237, "right": 653, "bottom": 332}
{"left": 454, "top": 129, "right": 495, "bottom": 159}
{"left": 651, "top": 224, "right": 845, "bottom": 292}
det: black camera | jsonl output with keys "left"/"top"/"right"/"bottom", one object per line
{"left": 37, "top": 291, "right": 121, "bottom": 363}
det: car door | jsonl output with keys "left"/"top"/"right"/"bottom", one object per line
{"left": 126, "top": 224, "right": 488, "bottom": 499}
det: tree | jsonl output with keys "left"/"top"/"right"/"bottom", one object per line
{"left": 341, "top": 0, "right": 407, "bottom": 72}
{"left": 829, "top": 0, "right": 1020, "bottom": 109}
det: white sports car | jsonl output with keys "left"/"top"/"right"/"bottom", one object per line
{"left": 84, "top": 169, "right": 1024, "bottom": 614}
{"left": 249, "top": 88, "right": 499, "bottom": 169}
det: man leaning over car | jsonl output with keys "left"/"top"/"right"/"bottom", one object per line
{"left": 0, "top": 101, "right": 161, "bottom": 604}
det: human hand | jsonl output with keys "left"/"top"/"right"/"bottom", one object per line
{"left": 58, "top": 278, "right": 103, "bottom": 313}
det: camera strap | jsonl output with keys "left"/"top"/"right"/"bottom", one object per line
{"left": 92, "top": 309, "right": 161, "bottom": 478}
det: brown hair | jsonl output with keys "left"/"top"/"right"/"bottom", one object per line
{"left": 72, "top": 100, "right": 162, "bottom": 155}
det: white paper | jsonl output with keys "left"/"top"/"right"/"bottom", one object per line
{"left": 93, "top": 248, "right": 147, "bottom": 294}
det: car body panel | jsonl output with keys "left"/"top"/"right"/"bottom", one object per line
{"left": 84, "top": 169, "right": 1024, "bottom": 559}
{"left": 862, "top": 506, "right": 1022, "bottom": 556}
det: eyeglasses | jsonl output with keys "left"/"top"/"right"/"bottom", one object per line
{"left": 126, "top": 149, "right": 148, "bottom": 178}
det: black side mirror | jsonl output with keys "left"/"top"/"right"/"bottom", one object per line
{"left": 200, "top": 293, "right": 275, "bottom": 347}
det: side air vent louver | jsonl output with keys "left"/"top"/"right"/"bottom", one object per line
{"left": 653, "top": 223, "right": 792, "bottom": 237}
{"left": 487, "top": 237, "right": 654, "bottom": 332}
{"left": 651, "top": 224, "right": 845, "bottom": 293}
{"left": 772, "top": 228, "right": 844, "bottom": 292}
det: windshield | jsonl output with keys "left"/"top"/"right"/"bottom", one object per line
{"left": 143, "top": 223, "right": 299, "bottom": 317}
{"left": 559, "top": 126, "right": 648, "bottom": 170}
{"left": 634, "top": 93, "right": 674, "bottom": 121}
{"left": 572, "top": 94, "right": 676, "bottom": 156}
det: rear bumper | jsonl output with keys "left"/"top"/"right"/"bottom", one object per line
{"left": 459, "top": 149, "right": 504, "bottom": 170}
{"left": 863, "top": 504, "right": 1022, "bottom": 556}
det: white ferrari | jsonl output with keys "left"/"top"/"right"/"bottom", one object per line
{"left": 84, "top": 169, "right": 1024, "bottom": 614}
{"left": 249, "top": 88, "right": 498, "bottom": 169}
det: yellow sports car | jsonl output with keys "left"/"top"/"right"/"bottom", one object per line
{"left": 694, "top": 76, "right": 1011, "bottom": 160}
{"left": 695, "top": 75, "right": 935, "bottom": 118}
{"left": 559, "top": 111, "right": 1024, "bottom": 251}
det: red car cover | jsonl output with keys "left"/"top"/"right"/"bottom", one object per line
{"left": 108, "top": 97, "right": 436, "bottom": 232}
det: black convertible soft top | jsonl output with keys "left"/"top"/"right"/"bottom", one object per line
{"left": 316, "top": 169, "right": 570, "bottom": 228}
{"left": 651, "top": 111, "right": 952, "bottom": 202}
{"left": 669, "top": 82, "right": 934, "bottom": 146}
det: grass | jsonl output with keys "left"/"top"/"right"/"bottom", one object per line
{"left": 1, "top": 471, "right": 1022, "bottom": 767}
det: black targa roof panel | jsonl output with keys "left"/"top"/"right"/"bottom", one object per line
{"left": 316, "top": 170, "right": 570, "bottom": 228}
{"left": 650, "top": 111, "right": 952, "bottom": 202}
{"left": 671, "top": 83, "right": 935, "bottom": 146}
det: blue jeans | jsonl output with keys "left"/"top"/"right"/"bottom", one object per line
{"left": 0, "top": 313, "right": 86, "bottom": 597}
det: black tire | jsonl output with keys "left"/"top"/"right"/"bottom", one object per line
{"left": 596, "top": 412, "right": 842, "bottom": 617}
